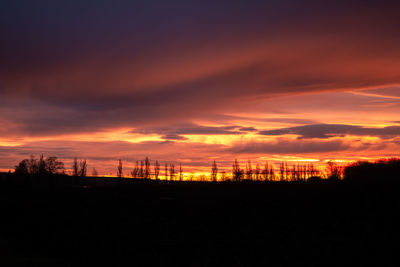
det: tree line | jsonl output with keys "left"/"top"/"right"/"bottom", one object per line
{"left": 14, "top": 155, "right": 65, "bottom": 176}
{"left": 12, "top": 154, "right": 347, "bottom": 182}
{"left": 344, "top": 158, "right": 400, "bottom": 183}
{"left": 231, "top": 159, "right": 323, "bottom": 182}
{"left": 7, "top": 155, "right": 400, "bottom": 188}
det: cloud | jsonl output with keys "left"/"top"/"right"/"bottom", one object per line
{"left": 161, "top": 134, "right": 189, "bottom": 141}
{"left": 1, "top": 135, "right": 398, "bottom": 173}
{"left": 228, "top": 139, "right": 350, "bottom": 154}
{"left": 131, "top": 123, "right": 252, "bottom": 140}
{"left": 1, "top": 1, "right": 400, "bottom": 136}
{"left": 238, "top": 127, "right": 257, "bottom": 132}
{"left": 259, "top": 124, "right": 400, "bottom": 139}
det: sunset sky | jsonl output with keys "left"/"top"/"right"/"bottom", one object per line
{"left": 1, "top": 0, "right": 400, "bottom": 176}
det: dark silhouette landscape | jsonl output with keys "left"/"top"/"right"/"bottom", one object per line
{"left": 0, "top": 156, "right": 399, "bottom": 266}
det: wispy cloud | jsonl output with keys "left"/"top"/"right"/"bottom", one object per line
{"left": 259, "top": 124, "right": 400, "bottom": 139}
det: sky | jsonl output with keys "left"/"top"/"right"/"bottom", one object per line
{"left": 1, "top": 0, "right": 400, "bottom": 176}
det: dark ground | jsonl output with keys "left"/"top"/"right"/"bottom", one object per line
{"left": 0, "top": 178, "right": 399, "bottom": 266}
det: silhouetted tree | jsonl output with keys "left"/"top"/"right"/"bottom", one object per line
{"left": 45, "top": 157, "right": 64, "bottom": 174}
{"left": 15, "top": 155, "right": 64, "bottom": 176}
{"left": 326, "top": 161, "right": 342, "bottom": 180}
{"left": 308, "top": 163, "right": 317, "bottom": 177}
{"left": 211, "top": 160, "right": 218, "bottom": 182}
{"left": 79, "top": 159, "right": 87, "bottom": 177}
{"left": 255, "top": 163, "right": 261, "bottom": 181}
{"left": 14, "top": 159, "right": 30, "bottom": 175}
{"left": 246, "top": 160, "right": 253, "bottom": 181}
{"left": 301, "top": 164, "right": 306, "bottom": 179}
{"left": 285, "top": 162, "right": 289, "bottom": 181}
{"left": 29, "top": 155, "right": 38, "bottom": 174}
{"left": 139, "top": 160, "right": 144, "bottom": 178}
{"left": 279, "top": 162, "right": 285, "bottom": 181}
{"left": 169, "top": 163, "right": 175, "bottom": 181}
{"left": 232, "top": 159, "right": 243, "bottom": 182}
{"left": 131, "top": 161, "right": 139, "bottom": 178}
{"left": 117, "top": 159, "right": 123, "bottom": 178}
{"left": 164, "top": 163, "right": 168, "bottom": 180}
{"left": 179, "top": 163, "right": 183, "bottom": 181}
{"left": 262, "top": 162, "right": 269, "bottom": 181}
{"left": 296, "top": 164, "right": 301, "bottom": 181}
{"left": 144, "top": 157, "right": 150, "bottom": 179}
{"left": 154, "top": 160, "right": 160, "bottom": 180}
{"left": 73, "top": 158, "right": 79, "bottom": 176}
{"left": 290, "top": 164, "right": 296, "bottom": 181}
{"left": 269, "top": 165, "right": 275, "bottom": 181}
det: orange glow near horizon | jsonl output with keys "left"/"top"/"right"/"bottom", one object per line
{"left": 2, "top": 107, "right": 400, "bottom": 176}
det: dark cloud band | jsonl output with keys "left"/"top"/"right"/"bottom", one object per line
{"left": 259, "top": 124, "right": 400, "bottom": 139}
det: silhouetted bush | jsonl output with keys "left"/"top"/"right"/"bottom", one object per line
{"left": 344, "top": 158, "right": 400, "bottom": 183}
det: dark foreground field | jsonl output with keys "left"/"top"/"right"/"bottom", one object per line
{"left": 0, "top": 179, "right": 399, "bottom": 266}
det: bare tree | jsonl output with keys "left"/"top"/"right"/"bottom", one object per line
{"left": 262, "top": 162, "right": 269, "bottom": 181}
{"left": 139, "top": 160, "right": 144, "bottom": 178}
{"left": 269, "top": 165, "right": 275, "bottom": 181}
{"left": 255, "top": 163, "right": 261, "bottom": 181}
{"left": 296, "top": 164, "right": 301, "bottom": 181}
{"left": 232, "top": 159, "right": 243, "bottom": 182}
{"left": 308, "top": 163, "right": 315, "bottom": 177}
{"left": 326, "top": 161, "right": 343, "bottom": 180}
{"left": 154, "top": 160, "right": 160, "bottom": 180}
{"left": 211, "top": 160, "right": 218, "bottom": 182}
{"left": 73, "top": 158, "right": 79, "bottom": 176}
{"left": 302, "top": 164, "right": 306, "bottom": 180}
{"left": 285, "top": 162, "right": 289, "bottom": 181}
{"left": 79, "top": 159, "right": 87, "bottom": 177}
{"left": 131, "top": 161, "right": 139, "bottom": 178}
{"left": 45, "top": 157, "right": 64, "bottom": 174}
{"left": 164, "top": 163, "right": 168, "bottom": 180}
{"left": 290, "top": 164, "right": 296, "bottom": 181}
{"left": 246, "top": 160, "right": 253, "bottom": 181}
{"left": 117, "top": 159, "right": 123, "bottom": 178}
{"left": 307, "top": 163, "right": 319, "bottom": 178}
{"left": 144, "top": 157, "right": 150, "bottom": 179}
{"left": 179, "top": 163, "right": 183, "bottom": 181}
{"left": 169, "top": 163, "right": 175, "bottom": 181}
{"left": 279, "top": 162, "right": 285, "bottom": 181}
